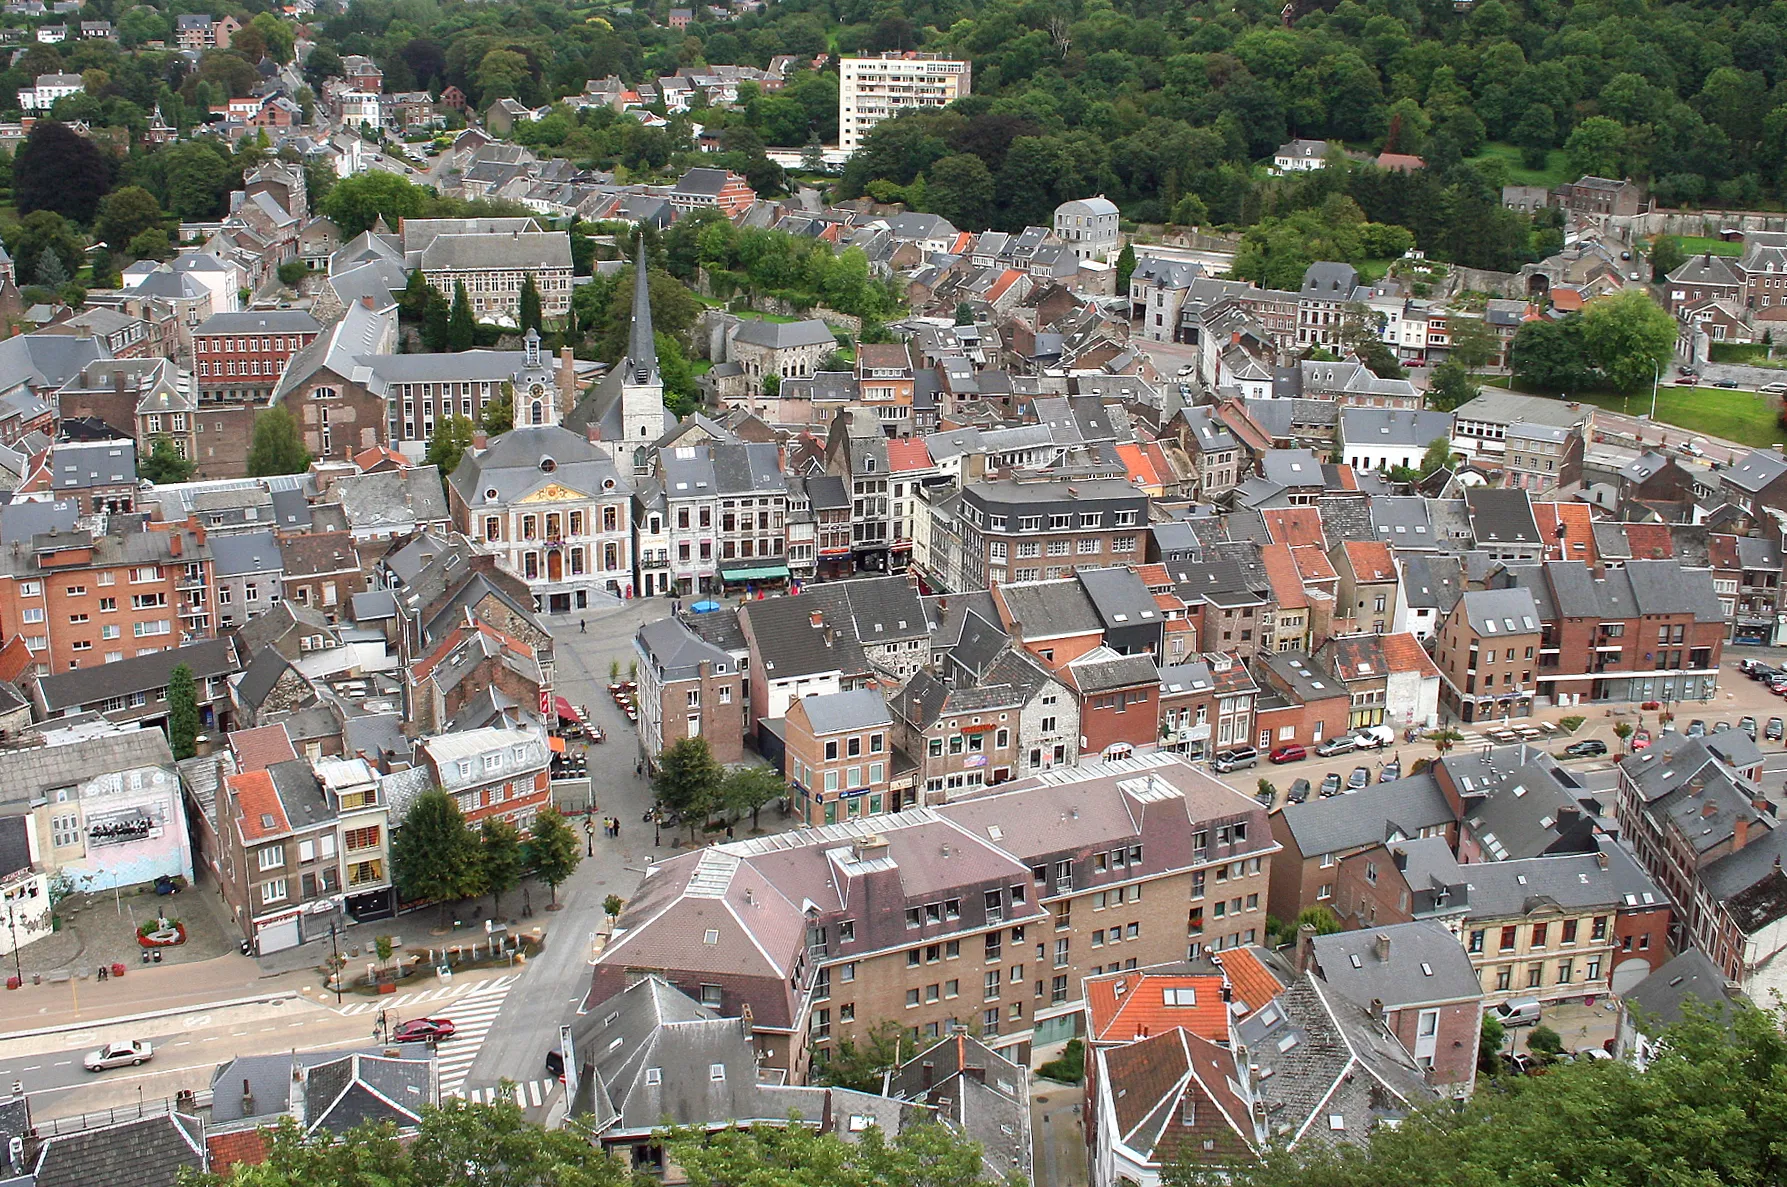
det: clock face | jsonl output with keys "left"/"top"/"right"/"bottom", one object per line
{"left": 531, "top": 384, "right": 545, "bottom": 398}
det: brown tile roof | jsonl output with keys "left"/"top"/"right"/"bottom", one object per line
{"left": 1218, "top": 947, "right": 1285, "bottom": 1015}
{"left": 1259, "top": 543, "right": 1309, "bottom": 611}
{"left": 1377, "top": 632, "right": 1441, "bottom": 680}
{"left": 276, "top": 529, "right": 361, "bottom": 577}
{"left": 885, "top": 437, "right": 933, "bottom": 473}
{"left": 1290, "top": 545, "right": 1338, "bottom": 584}
{"left": 1341, "top": 540, "right": 1396, "bottom": 582}
{"left": 1099, "top": 1028, "right": 1256, "bottom": 1168}
{"left": 1260, "top": 508, "right": 1325, "bottom": 549}
{"left": 227, "top": 769, "right": 288, "bottom": 843}
{"left": 1533, "top": 501, "right": 1598, "bottom": 566}
{"left": 1135, "top": 563, "right": 1174, "bottom": 590}
{"left": 206, "top": 1129, "right": 268, "bottom": 1172}
{"left": 1623, "top": 522, "right": 1674, "bottom": 560}
{"left": 229, "top": 724, "right": 298, "bottom": 772}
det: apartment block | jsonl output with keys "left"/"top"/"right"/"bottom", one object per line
{"left": 838, "top": 53, "right": 971, "bottom": 153}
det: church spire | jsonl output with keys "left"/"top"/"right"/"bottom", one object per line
{"left": 627, "top": 233, "right": 658, "bottom": 385}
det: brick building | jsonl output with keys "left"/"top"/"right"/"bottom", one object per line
{"left": 634, "top": 615, "right": 746, "bottom": 769}
{"left": 785, "top": 688, "right": 898, "bottom": 826}
{"left": 193, "top": 310, "right": 323, "bottom": 401}
{"left": 1433, "top": 586, "right": 1541, "bottom": 724}
{"left": 417, "top": 726, "right": 552, "bottom": 829}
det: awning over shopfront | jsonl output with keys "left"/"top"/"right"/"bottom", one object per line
{"left": 720, "top": 565, "right": 792, "bottom": 582}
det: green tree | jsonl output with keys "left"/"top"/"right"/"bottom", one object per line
{"left": 88, "top": 246, "right": 118, "bottom": 289}
{"left": 1294, "top": 904, "right": 1342, "bottom": 935}
{"left": 1116, "top": 241, "right": 1136, "bottom": 293}
{"left": 1614, "top": 721, "right": 1634, "bottom": 751}
{"left": 128, "top": 228, "right": 171, "bottom": 261}
{"left": 139, "top": 435, "right": 195, "bottom": 484}
{"left": 1478, "top": 1011, "right": 1506, "bottom": 1076}
{"left": 1580, "top": 291, "right": 1679, "bottom": 393}
{"left": 248, "top": 13, "right": 295, "bottom": 64}
{"left": 1650, "top": 234, "right": 1688, "bottom": 283}
{"left": 807, "top": 1019, "right": 906, "bottom": 1093}
{"left": 669, "top": 1115, "right": 1005, "bottom": 1187}
{"left": 762, "top": 373, "right": 779, "bottom": 399}
{"left": 423, "top": 414, "right": 476, "bottom": 476}
{"left": 3, "top": 211, "right": 83, "bottom": 287}
{"left": 721, "top": 765, "right": 783, "bottom": 832}
{"left": 478, "top": 386, "right": 514, "bottom": 434}
{"left": 527, "top": 806, "right": 581, "bottom": 907}
{"left": 518, "top": 273, "right": 542, "bottom": 335}
{"left": 94, "top": 185, "right": 165, "bottom": 252}
{"left": 602, "top": 894, "right": 623, "bottom": 922}
{"left": 1565, "top": 115, "right": 1629, "bottom": 180}
{"left": 160, "top": 143, "right": 235, "bottom": 221}
{"left": 954, "top": 302, "right": 975, "bottom": 326}
{"left": 1425, "top": 360, "right": 1478, "bottom": 412}
{"left": 246, "top": 407, "right": 312, "bottom": 476}
{"left": 1527, "top": 1023, "right": 1564, "bottom": 1060}
{"left": 477, "top": 817, "right": 523, "bottom": 919}
{"left": 391, "top": 790, "right": 481, "bottom": 925}
{"left": 165, "top": 663, "right": 198, "bottom": 760}
{"left": 277, "top": 261, "right": 308, "bottom": 286}
{"left": 1511, "top": 317, "right": 1601, "bottom": 394}
{"left": 35, "top": 247, "right": 68, "bottom": 288}
{"left": 1429, "top": 726, "right": 1465, "bottom": 753}
{"left": 475, "top": 48, "right": 531, "bottom": 105}
{"left": 447, "top": 281, "right": 476, "bottom": 351}
{"left": 1446, "top": 316, "right": 1499, "bottom": 371}
{"left": 924, "top": 153, "right": 995, "bottom": 232}
{"left": 653, "top": 736, "right": 724, "bottom": 842}
{"left": 12, "top": 120, "right": 112, "bottom": 225}
{"left": 319, "top": 171, "right": 428, "bottom": 238}
{"left": 399, "top": 266, "right": 431, "bottom": 320}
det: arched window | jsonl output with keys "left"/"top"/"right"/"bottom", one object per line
{"left": 531, "top": 400, "right": 542, "bottom": 424}
{"left": 310, "top": 386, "right": 337, "bottom": 401}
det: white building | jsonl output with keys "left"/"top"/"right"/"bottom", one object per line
{"left": 1054, "top": 196, "right": 1120, "bottom": 263}
{"left": 838, "top": 53, "right": 970, "bottom": 153}
{"left": 1272, "top": 138, "right": 1331, "bottom": 172}
{"left": 19, "top": 72, "right": 83, "bottom": 111}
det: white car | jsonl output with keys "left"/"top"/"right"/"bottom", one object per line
{"left": 1176, "top": 364, "right": 1196, "bottom": 377}
{"left": 84, "top": 1039, "right": 152, "bottom": 1071}
{"left": 1761, "top": 382, "right": 1787, "bottom": 395}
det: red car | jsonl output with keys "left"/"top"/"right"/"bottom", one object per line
{"left": 1268, "top": 744, "right": 1308, "bottom": 764}
{"left": 1631, "top": 730, "right": 1652, "bottom": 752}
{"left": 392, "top": 1018, "right": 456, "bottom": 1042}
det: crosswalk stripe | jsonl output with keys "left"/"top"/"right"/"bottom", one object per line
{"left": 528, "top": 1080, "right": 542, "bottom": 1107}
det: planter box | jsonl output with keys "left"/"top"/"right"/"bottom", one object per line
{"left": 378, "top": 982, "right": 396, "bottom": 994}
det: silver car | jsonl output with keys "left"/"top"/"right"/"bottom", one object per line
{"left": 84, "top": 1039, "right": 152, "bottom": 1071}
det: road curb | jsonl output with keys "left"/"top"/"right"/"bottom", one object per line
{"left": 0, "top": 990, "right": 300, "bottom": 1041}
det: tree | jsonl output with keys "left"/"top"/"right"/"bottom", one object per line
{"left": 1116, "top": 241, "right": 1136, "bottom": 293}
{"left": 518, "top": 273, "right": 542, "bottom": 335}
{"left": 478, "top": 386, "right": 513, "bottom": 434}
{"left": 1564, "top": 115, "right": 1628, "bottom": 180}
{"left": 602, "top": 894, "right": 623, "bottom": 923}
{"left": 246, "top": 407, "right": 312, "bottom": 476}
{"left": 1527, "top": 1023, "right": 1564, "bottom": 1061}
{"left": 924, "top": 153, "right": 995, "bottom": 231}
{"left": 762, "top": 373, "right": 779, "bottom": 399}
{"left": 1446, "top": 316, "right": 1499, "bottom": 371}
{"left": 475, "top": 48, "right": 532, "bottom": 105}
{"left": 1477, "top": 1011, "right": 1506, "bottom": 1076}
{"left": 319, "top": 171, "right": 428, "bottom": 238}
{"left": 653, "top": 737, "right": 724, "bottom": 841}
{"left": 35, "top": 247, "right": 67, "bottom": 288}
{"left": 1614, "top": 721, "right": 1634, "bottom": 751}
{"left": 4, "top": 211, "right": 83, "bottom": 287}
{"left": 128, "top": 228, "right": 171, "bottom": 261}
{"left": 1650, "top": 234, "right": 1688, "bottom": 282}
{"left": 277, "top": 261, "right": 308, "bottom": 286}
{"left": 478, "top": 817, "right": 523, "bottom": 919}
{"left": 808, "top": 1019, "right": 906, "bottom": 1093}
{"left": 954, "top": 302, "right": 974, "bottom": 326}
{"left": 139, "top": 435, "right": 195, "bottom": 484}
{"left": 391, "top": 790, "right": 481, "bottom": 925}
{"left": 1428, "top": 726, "right": 1464, "bottom": 753}
{"left": 160, "top": 143, "right": 235, "bottom": 221}
{"left": 1295, "top": 904, "right": 1342, "bottom": 935}
{"left": 669, "top": 1116, "right": 1007, "bottom": 1187}
{"left": 447, "top": 281, "right": 476, "bottom": 351}
{"left": 721, "top": 765, "right": 784, "bottom": 832}
{"left": 1581, "top": 291, "right": 1680, "bottom": 393}
{"left": 424, "top": 414, "right": 476, "bottom": 476}
{"left": 1418, "top": 437, "right": 1453, "bottom": 476}
{"left": 1425, "top": 360, "right": 1478, "bottom": 413}
{"left": 528, "top": 806, "right": 581, "bottom": 907}
{"left": 12, "top": 120, "right": 112, "bottom": 225}
{"left": 166, "top": 664, "right": 198, "bottom": 760}
{"left": 399, "top": 266, "right": 431, "bottom": 320}
{"left": 94, "top": 186, "right": 165, "bottom": 252}
{"left": 1511, "top": 317, "right": 1601, "bottom": 394}
{"left": 88, "top": 246, "right": 118, "bottom": 289}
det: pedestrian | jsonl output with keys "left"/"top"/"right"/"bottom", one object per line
{"left": 613, "top": 817, "right": 621, "bottom": 838}
{"left": 726, "top": 825, "right": 734, "bottom": 841}
{"left": 635, "top": 760, "right": 643, "bottom": 778}
{"left": 579, "top": 618, "right": 586, "bottom": 633}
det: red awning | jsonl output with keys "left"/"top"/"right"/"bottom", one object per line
{"left": 554, "top": 696, "right": 578, "bottom": 721}
{"left": 548, "top": 736, "right": 566, "bottom": 753}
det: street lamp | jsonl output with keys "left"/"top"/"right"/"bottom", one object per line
{"left": 584, "top": 817, "right": 596, "bottom": 857}
{"left": 328, "top": 920, "right": 342, "bottom": 1005}
{"left": 4, "top": 899, "right": 23, "bottom": 987}
{"left": 1650, "top": 357, "right": 1662, "bottom": 426}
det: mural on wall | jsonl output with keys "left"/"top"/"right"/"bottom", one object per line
{"left": 64, "top": 764, "right": 194, "bottom": 891}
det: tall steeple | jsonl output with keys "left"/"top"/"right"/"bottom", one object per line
{"left": 626, "top": 233, "right": 659, "bottom": 386}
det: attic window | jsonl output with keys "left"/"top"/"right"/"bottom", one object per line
{"left": 645, "top": 1068, "right": 662, "bottom": 1085}
{"left": 260, "top": 813, "right": 276, "bottom": 829}
{"left": 1276, "top": 1033, "right": 1299, "bottom": 1053}
{"left": 1329, "top": 1115, "right": 1346, "bottom": 1132}
{"left": 1349, "top": 953, "right": 1362, "bottom": 968}
{"left": 607, "top": 1036, "right": 623, "bottom": 1052}
{"left": 1420, "top": 962, "right": 1434, "bottom": 976}
{"left": 1163, "top": 987, "right": 1197, "bottom": 1006}
{"left": 709, "top": 1063, "right": 726, "bottom": 1082}
{"left": 704, "top": 929, "right": 720, "bottom": 944}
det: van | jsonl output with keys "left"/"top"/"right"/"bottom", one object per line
{"left": 1494, "top": 997, "right": 1543, "bottom": 1028}
{"left": 1212, "top": 747, "right": 1259, "bottom": 773}
{"left": 1352, "top": 724, "right": 1395, "bottom": 750}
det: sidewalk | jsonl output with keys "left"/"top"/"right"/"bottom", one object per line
{"left": 0, "top": 953, "right": 292, "bottom": 1037}
{"left": 252, "top": 890, "right": 557, "bottom": 982}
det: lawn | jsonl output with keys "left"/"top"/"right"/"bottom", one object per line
{"left": 1469, "top": 143, "right": 1573, "bottom": 189}
{"left": 1570, "top": 386, "right": 1787, "bottom": 448}
{"left": 1670, "top": 235, "right": 1742, "bottom": 257}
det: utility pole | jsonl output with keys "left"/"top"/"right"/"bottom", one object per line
{"left": 4, "top": 900, "right": 22, "bottom": 987}
{"left": 329, "top": 920, "right": 342, "bottom": 1005}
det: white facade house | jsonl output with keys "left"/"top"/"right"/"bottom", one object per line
{"left": 1054, "top": 196, "right": 1120, "bottom": 263}
{"left": 19, "top": 73, "right": 83, "bottom": 111}
{"left": 1273, "top": 138, "right": 1330, "bottom": 172}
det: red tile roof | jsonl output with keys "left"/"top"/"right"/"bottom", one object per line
{"left": 1260, "top": 508, "right": 1325, "bottom": 549}
{"left": 1290, "top": 545, "right": 1338, "bottom": 584}
{"left": 1378, "top": 631, "right": 1442, "bottom": 680}
{"left": 1341, "top": 540, "right": 1396, "bottom": 582}
{"left": 228, "top": 769, "right": 288, "bottom": 843}
{"left": 207, "top": 1129, "right": 268, "bottom": 1172}
{"left": 1116, "top": 443, "right": 1164, "bottom": 490}
{"left": 1134, "top": 564, "right": 1173, "bottom": 590}
{"left": 230, "top": 724, "right": 298, "bottom": 772}
{"left": 885, "top": 437, "right": 933, "bottom": 473}
{"left": 1218, "top": 947, "right": 1285, "bottom": 1016}
{"left": 1533, "top": 502, "right": 1598, "bottom": 565}
{"left": 1259, "top": 543, "right": 1309, "bottom": 610}
{"left": 986, "top": 269, "right": 1025, "bottom": 303}
{"left": 1086, "top": 971, "right": 1230, "bottom": 1044}
{"left": 0, "top": 636, "right": 34, "bottom": 684}
{"left": 1623, "top": 522, "right": 1674, "bottom": 560}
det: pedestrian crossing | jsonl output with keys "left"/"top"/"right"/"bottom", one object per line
{"left": 432, "top": 978, "right": 518, "bottom": 1098}
{"left": 457, "top": 1078, "right": 562, "bottom": 1109}
{"left": 334, "top": 973, "right": 520, "bottom": 1017}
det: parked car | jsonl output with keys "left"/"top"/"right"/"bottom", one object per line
{"left": 1378, "top": 761, "right": 1401, "bottom": 783}
{"left": 1574, "top": 1047, "right": 1614, "bottom": 1062}
{"left": 544, "top": 1049, "right": 565, "bottom": 1078}
{"left": 1714, "top": 378, "right": 1740, "bottom": 388}
{"left": 1212, "top": 747, "right": 1258, "bottom": 773}
{"left": 1631, "top": 729, "right": 1652, "bottom": 751}
{"left": 1763, "top": 381, "right": 1787, "bottom": 395}
{"left": 1177, "top": 364, "right": 1196, "bottom": 377}
{"left": 1319, "top": 772, "right": 1343, "bottom": 797}
{"left": 1687, "top": 719, "right": 1707, "bottom": 737}
{"left": 1287, "top": 778, "right": 1312, "bottom": 804}
{"left": 1268, "top": 744, "right": 1308, "bottom": 764}
{"left": 1352, "top": 725, "right": 1395, "bottom": 749}
{"left": 1673, "top": 375, "right": 1697, "bottom": 385}
{"left": 393, "top": 1018, "right": 457, "bottom": 1043}
{"left": 1770, "top": 717, "right": 1785, "bottom": 742}
{"left": 1749, "top": 663, "right": 1779, "bottom": 681}
{"left": 1494, "top": 997, "right": 1544, "bottom": 1027}
{"left": 1347, "top": 765, "right": 1371, "bottom": 791}
{"left": 1314, "top": 735, "right": 1359, "bottom": 758}
{"left": 1502, "top": 1051, "right": 1541, "bottom": 1076}
{"left": 1713, "top": 720, "right": 1734, "bottom": 733}
{"left": 1737, "top": 718, "right": 1756, "bottom": 738}
{"left": 84, "top": 1040, "right": 152, "bottom": 1071}
{"left": 1680, "top": 439, "right": 1706, "bottom": 457}
{"left": 1563, "top": 738, "right": 1609, "bottom": 758}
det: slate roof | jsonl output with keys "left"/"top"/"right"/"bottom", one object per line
{"left": 997, "top": 578, "right": 1105, "bottom": 640}
{"left": 1459, "top": 586, "right": 1540, "bottom": 636}
{"left": 1622, "top": 948, "right": 1745, "bottom": 1033}
{"left": 1277, "top": 771, "right": 1453, "bottom": 858}
{"left": 797, "top": 687, "right": 894, "bottom": 734}
{"left": 1466, "top": 488, "right": 1542, "bottom": 546}
{"left": 1339, "top": 407, "right": 1453, "bottom": 450}
{"left": 636, "top": 616, "right": 735, "bottom": 682}
{"left": 36, "top": 638, "right": 239, "bottom": 712}
{"left": 0, "top": 729, "right": 175, "bottom": 809}
{"left": 210, "top": 529, "right": 282, "bottom": 577}
{"left": 330, "top": 467, "right": 450, "bottom": 533}
{"left": 1309, "top": 921, "right": 1483, "bottom": 1008}
{"left": 1724, "top": 449, "right": 1787, "bottom": 494}
{"left": 731, "top": 317, "right": 836, "bottom": 350}
{"left": 30, "top": 1113, "right": 204, "bottom": 1187}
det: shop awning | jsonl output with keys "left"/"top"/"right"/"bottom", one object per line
{"left": 554, "top": 696, "right": 578, "bottom": 721}
{"left": 720, "top": 565, "right": 791, "bottom": 582}
{"left": 548, "top": 736, "right": 566, "bottom": 753}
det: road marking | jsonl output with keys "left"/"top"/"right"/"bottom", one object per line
{"left": 23, "top": 1066, "right": 38, "bottom": 1071}
{"left": 430, "top": 977, "right": 519, "bottom": 1098}
{"left": 176, "top": 1041, "right": 191, "bottom": 1047}
{"left": 52, "top": 1061, "right": 69, "bottom": 1067}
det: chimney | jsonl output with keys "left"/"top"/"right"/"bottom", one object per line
{"left": 921, "top": 1061, "right": 935, "bottom": 1089}
{"left": 1374, "top": 933, "right": 1391, "bottom": 963}
{"left": 853, "top": 834, "right": 888, "bottom": 862}
{"left": 1735, "top": 815, "right": 1749, "bottom": 849}
{"left": 809, "top": 610, "right": 824, "bottom": 629}
{"left": 559, "top": 346, "right": 577, "bottom": 406}
{"left": 472, "top": 431, "right": 487, "bottom": 450}
{"left": 360, "top": 295, "right": 375, "bottom": 309}
{"left": 241, "top": 1077, "right": 255, "bottom": 1116}
{"left": 586, "top": 424, "right": 602, "bottom": 444}
{"left": 823, "top": 627, "right": 835, "bottom": 647}
{"left": 1595, "top": 850, "right": 1609, "bottom": 870}
{"left": 169, "top": 532, "right": 183, "bottom": 558}
{"left": 1295, "top": 923, "right": 1316, "bottom": 973}
{"left": 113, "top": 371, "right": 127, "bottom": 393}
{"left": 740, "top": 1002, "right": 753, "bottom": 1036}
{"left": 1369, "top": 997, "right": 1385, "bottom": 1018}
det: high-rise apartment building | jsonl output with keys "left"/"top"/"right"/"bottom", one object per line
{"left": 838, "top": 53, "right": 971, "bottom": 153}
